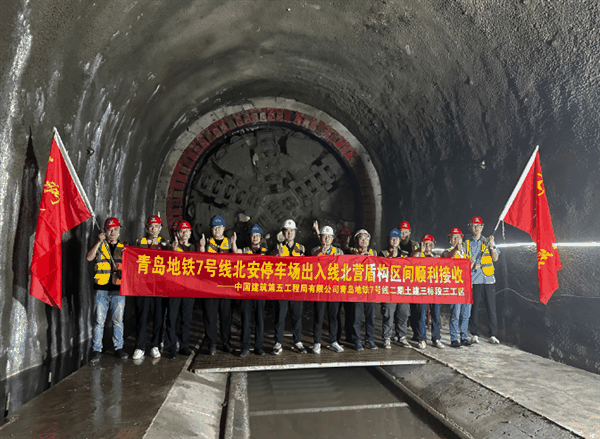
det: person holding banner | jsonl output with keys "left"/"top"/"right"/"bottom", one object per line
{"left": 272, "top": 219, "right": 307, "bottom": 355}
{"left": 85, "top": 217, "right": 128, "bottom": 363}
{"left": 398, "top": 221, "right": 421, "bottom": 342}
{"left": 350, "top": 229, "right": 378, "bottom": 351}
{"left": 311, "top": 223, "right": 345, "bottom": 354}
{"left": 380, "top": 228, "right": 411, "bottom": 349}
{"left": 199, "top": 215, "right": 238, "bottom": 355}
{"left": 443, "top": 227, "right": 473, "bottom": 348}
{"left": 164, "top": 220, "right": 196, "bottom": 359}
{"left": 133, "top": 215, "right": 171, "bottom": 360}
{"left": 412, "top": 234, "right": 445, "bottom": 350}
{"left": 465, "top": 216, "right": 501, "bottom": 344}
{"left": 237, "top": 224, "right": 268, "bottom": 357}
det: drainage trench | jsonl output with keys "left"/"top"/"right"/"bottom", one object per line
{"left": 246, "top": 366, "right": 459, "bottom": 439}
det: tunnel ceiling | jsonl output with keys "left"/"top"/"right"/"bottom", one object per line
{"left": 3, "top": 0, "right": 600, "bottom": 241}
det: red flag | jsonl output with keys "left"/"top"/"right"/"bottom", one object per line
{"left": 499, "top": 146, "right": 562, "bottom": 304}
{"left": 30, "top": 129, "right": 92, "bottom": 308}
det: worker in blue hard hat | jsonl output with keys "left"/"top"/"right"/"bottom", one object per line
{"left": 200, "top": 214, "right": 238, "bottom": 356}
{"left": 236, "top": 224, "right": 268, "bottom": 357}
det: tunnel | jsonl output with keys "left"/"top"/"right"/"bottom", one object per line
{"left": 1, "top": 0, "right": 599, "bottom": 432}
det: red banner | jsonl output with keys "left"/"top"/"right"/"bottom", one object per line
{"left": 121, "top": 246, "right": 472, "bottom": 304}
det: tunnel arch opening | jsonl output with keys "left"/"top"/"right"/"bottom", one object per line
{"left": 156, "top": 98, "right": 384, "bottom": 247}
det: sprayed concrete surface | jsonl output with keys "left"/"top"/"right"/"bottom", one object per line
{"left": 1, "top": 0, "right": 600, "bottom": 420}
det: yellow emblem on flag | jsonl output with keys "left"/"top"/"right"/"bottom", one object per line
{"left": 537, "top": 248, "right": 553, "bottom": 268}
{"left": 43, "top": 181, "right": 60, "bottom": 205}
{"left": 537, "top": 173, "right": 545, "bottom": 196}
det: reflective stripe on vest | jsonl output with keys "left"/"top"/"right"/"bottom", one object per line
{"left": 137, "top": 237, "right": 163, "bottom": 248}
{"left": 314, "top": 246, "right": 342, "bottom": 255}
{"left": 281, "top": 242, "right": 305, "bottom": 256}
{"left": 351, "top": 248, "right": 376, "bottom": 256}
{"left": 445, "top": 247, "right": 467, "bottom": 259}
{"left": 243, "top": 247, "right": 267, "bottom": 255}
{"left": 465, "top": 239, "right": 495, "bottom": 276}
{"left": 94, "top": 242, "right": 124, "bottom": 285}
{"left": 208, "top": 237, "right": 229, "bottom": 253}
{"left": 381, "top": 249, "right": 402, "bottom": 258}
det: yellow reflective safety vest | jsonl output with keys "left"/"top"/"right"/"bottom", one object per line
{"left": 445, "top": 247, "right": 467, "bottom": 259}
{"left": 280, "top": 242, "right": 305, "bottom": 256}
{"left": 312, "top": 246, "right": 343, "bottom": 256}
{"left": 176, "top": 243, "right": 196, "bottom": 253}
{"left": 380, "top": 249, "right": 402, "bottom": 258}
{"left": 242, "top": 246, "right": 267, "bottom": 255}
{"left": 136, "top": 236, "right": 166, "bottom": 249}
{"left": 465, "top": 238, "right": 495, "bottom": 276}
{"left": 416, "top": 252, "right": 435, "bottom": 258}
{"left": 208, "top": 237, "right": 229, "bottom": 253}
{"left": 350, "top": 248, "right": 376, "bottom": 256}
{"left": 399, "top": 240, "right": 419, "bottom": 257}
{"left": 94, "top": 241, "right": 124, "bottom": 286}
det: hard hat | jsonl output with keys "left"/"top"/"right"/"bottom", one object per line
{"left": 146, "top": 215, "right": 162, "bottom": 225}
{"left": 249, "top": 224, "right": 264, "bottom": 235}
{"left": 398, "top": 221, "right": 411, "bottom": 230}
{"left": 388, "top": 228, "right": 401, "bottom": 238}
{"left": 104, "top": 217, "right": 121, "bottom": 228}
{"left": 447, "top": 227, "right": 464, "bottom": 237}
{"left": 421, "top": 234, "right": 435, "bottom": 243}
{"left": 210, "top": 215, "right": 226, "bottom": 227}
{"left": 282, "top": 219, "right": 296, "bottom": 230}
{"left": 178, "top": 221, "right": 192, "bottom": 230}
{"left": 320, "top": 226, "right": 334, "bottom": 236}
{"left": 470, "top": 216, "right": 484, "bottom": 225}
{"left": 337, "top": 227, "right": 351, "bottom": 237}
{"left": 354, "top": 229, "right": 371, "bottom": 239}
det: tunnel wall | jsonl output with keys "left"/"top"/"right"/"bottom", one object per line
{"left": 1, "top": 0, "right": 599, "bottom": 415}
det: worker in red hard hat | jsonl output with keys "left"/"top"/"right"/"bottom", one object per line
{"left": 85, "top": 217, "right": 128, "bottom": 364}
{"left": 465, "top": 216, "right": 500, "bottom": 345}
{"left": 336, "top": 227, "right": 352, "bottom": 253}
{"left": 133, "top": 214, "right": 171, "bottom": 361}
{"left": 443, "top": 227, "right": 473, "bottom": 348}
{"left": 412, "top": 234, "right": 445, "bottom": 350}
{"left": 163, "top": 220, "right": 196, "bottom": 359}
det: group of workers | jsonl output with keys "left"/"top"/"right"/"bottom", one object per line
{"left": 86, "top": 213, "right": 501, "bottom": 363}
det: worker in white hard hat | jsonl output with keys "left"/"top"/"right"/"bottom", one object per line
{"left": 272, "top": 219, "right": 307, "bottom": 355}
{"left": 310, "top": 222, "right": 345, "bottom": 354}
{"left": 350, "top": 229, "right": 378, "bottom": 351}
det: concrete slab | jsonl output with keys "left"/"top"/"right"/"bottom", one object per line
{"left": 401, "top": 329, "right": 600, "bottom": 439}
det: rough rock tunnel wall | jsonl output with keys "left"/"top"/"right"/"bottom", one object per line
{"left": 0, "top": 0, "right": 599, "bottom": 415}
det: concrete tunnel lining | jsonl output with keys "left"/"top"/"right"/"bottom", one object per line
{"left": 1, "top": 0, "right": 600, "bottom": 420}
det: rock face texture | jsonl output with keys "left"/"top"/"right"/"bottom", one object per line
{"left": 1, "top": 0, "right": 599, "bottom": 414}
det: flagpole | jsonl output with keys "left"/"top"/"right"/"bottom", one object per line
{"left": 494, "top": 145, "right": 539, "bottom": 233}
{"left": 52, "top": 127, "right": 99, "bottom": 229}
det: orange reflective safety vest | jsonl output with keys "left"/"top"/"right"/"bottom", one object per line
{"left": 94, "top": 241, "right": 124, "bottom": 286}
{"left": 280, "top": 242, "right": 305, "bottom": 256}
{"left": 465, "top": 238, "right": 495, "bottom": 276}
{"left": 208, "top": 237, "right": 230, "bottom": 253}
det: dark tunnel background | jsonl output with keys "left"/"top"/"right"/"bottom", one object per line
{"left": 1, "top": 0, "right": 599, "bottom": 416}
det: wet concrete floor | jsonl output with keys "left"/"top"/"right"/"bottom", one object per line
{"left": 247, "top": 367, "right": 449, "bottom": 439}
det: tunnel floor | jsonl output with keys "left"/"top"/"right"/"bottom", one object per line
{"left": 1, "top": 303, "right": 598, "bottom": 438}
